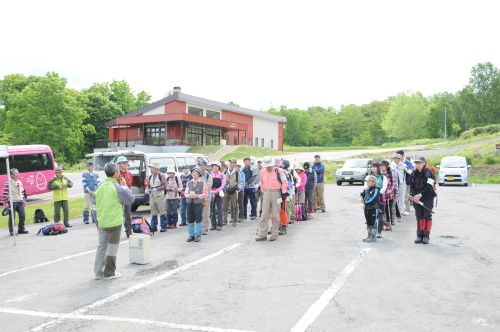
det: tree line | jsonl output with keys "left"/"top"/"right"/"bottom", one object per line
{"left": 0, "top": 73, "right": 151, "bottom": 164}
{"left": 268, "top": 62, "right": 500, "bottom": 147}
{"left": 1, "top": 62, "right": 499, "bottom": 163}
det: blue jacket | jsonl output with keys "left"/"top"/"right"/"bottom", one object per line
{"left": 360, "top": 185, "right": 381, "bottom": 210}
{"left": 82, "top": 171, "right": 100, "bottom": 193}
{"left": 305, "top": 170, "right": 316, "bottom": 190}
{"left": 239, "top": 171, "right": 245, "bottom": 192}
{"left": 312, "top": 162, "right": 325, "bottom": 184}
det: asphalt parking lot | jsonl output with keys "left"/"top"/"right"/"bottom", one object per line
{"left": 1, "top": 184, "right": 499, "bottom": 332}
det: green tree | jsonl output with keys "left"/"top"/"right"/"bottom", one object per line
{"left": 4, "top": 72, "right": 91, "bottom": 163}
{"left": 466, "top": 62, "right": 500, "bottom": 126}
{"left": 382, "top": 91, "right": 429, "bottom": 141}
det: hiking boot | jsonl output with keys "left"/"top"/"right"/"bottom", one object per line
{"left": 415, "top": 230, "right": 423, "bottom": 243}
{"left": 194, "top": 236, "right": 201, "bottom": 242}
{"left": 10, "top": 232, "right": 17, "bottom": 236}
{"left": 179, "top": 223, "right": 187, "bottom": 226}
{"left": 83, "top": 220, "right": 89, "bottom": 224}
{"left": 216, "top": 226, "right": 222, "bottom": 231}
{"left": 362, "top": 227, "right": 371, "bottom": 242}
{"left": 377, "top": 232, "right": 382, "bottom": 238}
{"left": 366, "top": 228, "right": 377, "bottom": 243}
{"left": 255, "top": 236, "right": 267, "bottom": 241}
{"left": 422, "top": 231, "right": 430, "bottom": 244}
{"left": 269, "top": 236, "right": 278, "bottom": 241}
{"left": 322, "top": 209, "right": 325, "bottom": 212}
{"left": 186, "top": 236, "right": 195, "bottom": 242}
{"left": 210, "top": 226, "right": 216, "bottom": 230}
{"left": 95, "top": 274, "right": 104, "bottom": 280}
{"left": 202, "top": 230, "right": 208, "bottom": 235}
{"left": 278, "top": 226, "right": 287, "bottom": 235}
{"left": 104, "top": 272, "right": 121, "bottom": 280}
{"left": 18, "top": 230, "right": 29, "bottom": 234}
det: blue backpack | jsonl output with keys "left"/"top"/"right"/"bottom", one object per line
{"left": 37, "top": 223, "right": 68, "bottom": 235}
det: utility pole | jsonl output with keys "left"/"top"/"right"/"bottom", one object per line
{"left": 444, "top": 107, "right": 447, "bottom": 139}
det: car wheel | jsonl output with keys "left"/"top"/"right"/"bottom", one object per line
{"left": 131, "top": 204, "right": 139, "bottom": 212}
{"left": 439, "top": 183, "right": 443, "bottom": 187}
{"left": 349, "top": 181, "right": 353, "bottom": 185}
{"left": 464, "top": 183, "right": 468, "bottom": 187}
{"left": 337, "top": 181, "right": 342, "bottom": 186}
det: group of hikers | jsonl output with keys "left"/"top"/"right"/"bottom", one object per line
{"left": 360, "top": 150, "right": 437, "bottom": 244}
{"left": 137, "top": 155, "right": 327, "bottom": 242}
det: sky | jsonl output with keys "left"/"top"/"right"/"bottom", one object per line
{"left": 1, "top": 0, "right": 499, "bottom": 112}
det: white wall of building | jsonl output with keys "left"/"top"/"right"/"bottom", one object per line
{"left": 143, "top": 105, "right": 164, "bottom": 116}
{"left": 253, "top": 118, "right": 279, "bottom": 150}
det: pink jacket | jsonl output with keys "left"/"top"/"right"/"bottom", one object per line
{"left": 297, "top": 171, "right": 307, "bottom": 191}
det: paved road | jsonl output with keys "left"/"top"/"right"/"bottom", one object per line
{"left": 1, "top": 184, "right": 498, "bottom": 331}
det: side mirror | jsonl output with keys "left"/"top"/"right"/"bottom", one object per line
{"left": 339, "top": 164, "right": 343, "bottom": 168}
{"left": 436, "top": 165, "right": 440, "bottom": 169}
{"left": 467, "top": 165, "right": 471, "bottom": 168}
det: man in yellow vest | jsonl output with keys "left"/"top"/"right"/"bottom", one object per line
{"left": 48, "top": 166, "right": 74, "bottom": 227}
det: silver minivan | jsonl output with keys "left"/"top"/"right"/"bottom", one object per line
{"left": 336, "top": 158, "right": 372, "bottom": 185}
{"left": 87, "top": 151, "right": 203, "bottom": 211}
{"left": 437, "top": 156, "right": 471, "bottom": 186}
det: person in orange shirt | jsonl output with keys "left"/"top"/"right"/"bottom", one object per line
{"left": 256, "top": 156, "right": 288, "bottom": 241}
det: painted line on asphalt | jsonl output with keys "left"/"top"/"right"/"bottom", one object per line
{"left": 0, "top": 307, "right": 257, "bottom": 332}
{"left": 29, "top": 243, "right": 243, "bottom": 332}
{"left": 0, "top": 240, "right": 129, "bottom": 279}
{"left": 289, "top": 248, "right": 372, "bottom": 332}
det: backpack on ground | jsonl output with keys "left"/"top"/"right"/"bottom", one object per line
{"left": 295, "top": 203, "right": 303, "bottom": 221}
{"left": 37, "top": 223, "right": 68, "bottom": 235}
{"left": 34, "top": 208, "right": 49, "bottom": 223}
{"left": 301, "top": 203, "right": 308, "bottom": 221}
{"left": 131, "top": 216, "right": 154, "bottom": 235}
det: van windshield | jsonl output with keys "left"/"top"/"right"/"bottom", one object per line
{"left": 441, "top": 159, "right": 466, "bottom": 168}
{"left": 343, "top": 160, "right": 368, "bottom": 168}
{"left": 150, "top": 157, "right": 175, "bottom": 173}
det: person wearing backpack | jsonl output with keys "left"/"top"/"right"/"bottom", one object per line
{"left": 410, "top": 156, "right": 436, "bottom": 244}
{"left": 184, "top": 167, "right": 208, "bottom": 242}
{"left": 94, "top": 162, "right": 135, "bottom": 280}
{"left": 82, "top": 161, "right": 100, "bottom": 225}
{"left": 312, "top": 155, "right": 326, "bottom": 212}
{"left": 295, "top": 164, "right": 308, "bottom": 220}
{"left": 282, "top": 159, "right": 300, "bottom": 224}
{"left": 179, "top": 165, "right": 192, "bottom": 226}
{"left": 222, "top": 158, "right": 241, "bottom": 227}
{"left": 48, "top": 166, "right": 74, "bottom": 228}
{"left": 198, "top": 159, "right": 213, "bottom": 234}
{"left": 117, "top": 156, "right": 133, "bottom": 236}
{"left": 360, "top": 175, "right": 381, "bottom": 243}
{"left": 242, "top": 157, "right": 258, "bottom": 220}
{"left": 303, "top": 162, "right": 317, "bottom": 215}
{"left": 165, "top": 167, "right": 183, "bottom": 229}
{"left": 2, "top": 168, "right": 28, "bottom": 235}
{"left": 210, "top": 161, "right": 226, "bottom": 230}
{"left": 146, "top": 162, "right": 168, "bottom": 232}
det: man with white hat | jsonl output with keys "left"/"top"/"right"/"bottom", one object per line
{"left": 255, "top": 156, "right": 288, "bottom": 241}
{"left": 146, "top": 162, "right": 168, "bottom": 232}
{"left": 391, "top": 153, "right": 410, "bottom": 221}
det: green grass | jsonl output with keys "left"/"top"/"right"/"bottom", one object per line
{"left": 283, "top": 145, "right": 378, "bottom": 153}
{"left": 1, "top": 198, "right": 85, "bottom": 229}
{"left": 221, "top": 146, "right": 285, "bottom": 160}
{"left": 187, "top": 145, "right": 222, "bottom": 156}
{"left": 468, "top": 175, "right": 500, "bottom": 184}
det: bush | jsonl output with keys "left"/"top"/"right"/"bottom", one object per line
{"left": 460, "top": 124, "right": 500, "bottom": 139}
{"left": 484, "top": 155, "right": 499, "bottom": 165}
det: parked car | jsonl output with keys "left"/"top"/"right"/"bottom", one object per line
{"left": 437, "top": 156, "right": 471, "bottom": 186}
{"left": 86, "top": 150, "right": 203, "bottom": 211}
{"left": 336, "top": 159, "right": 372, "bottom": 185}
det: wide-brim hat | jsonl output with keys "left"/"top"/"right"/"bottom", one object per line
{"left": 148, "top": 162, "right": 160, "bottom": 169}
{"left": 365, "top": 175, "right": 377, "bottom": 182}
{"left": 295, "top": 164, "right": 304, "bottom": 171}
{"left": 166, "top": 166, "right": 176, "bottom": 173}
{"left": 55, "top": 166, "right": 63, "bottom": 172}
{"left": 262, "top": 156, "right": 274, "bottom": 168}
{"left": 392, "top": 154, "right": 401, "bottom": 159}
{"left": 211, "top": 161, "right": 221, "bottom": 168}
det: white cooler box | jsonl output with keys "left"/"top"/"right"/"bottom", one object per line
{"left": 129, "top": 234, "right": 151, "bottom": 264}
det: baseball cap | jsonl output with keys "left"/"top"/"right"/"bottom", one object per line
{"left": 116, "top": 156, "right": 127, "bottom": 163}
{"left": 182, "top": 165, "right": 190, "bottom": 169}
{"left": 392, "top": 154, "right": 401, "bottom": 159}
{"left": 86, "top": 161, "right": 94, "bottom": 166}
{"left": 415, "top": 156, "right": 426, "bottom": 163}
{"left": 229, "top": 158, "right": 237, "bottom": 163}
{"left": 197, "top": 159, "right": 208, "bottom": 166}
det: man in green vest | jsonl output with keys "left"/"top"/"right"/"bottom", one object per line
{"left": 94, "top": 162, "right": 135, "bottom": 280}
{"left": 48, "top": 166, "right": 74, "bottom": 227}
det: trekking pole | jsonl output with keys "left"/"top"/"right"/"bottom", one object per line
{"left": 386, "top": 199, "right": 392, "bottom": 231}
{"left": 408, "top": 195, "right": 435, "bottom": 214}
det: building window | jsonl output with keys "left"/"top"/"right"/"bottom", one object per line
{"left": 206, "top": 129, "right": 220, "bottom": 145}
{"left": 206, "top": 110, "right": 220, "bottom": 119}
{"left": 255, "top": 137, "right": 258, "bottom": 147}
{"left": 270, "top": 139, "right": 274, "bottom": 149}
{"left": 187, "top": 127, "right": 203, "bottom": 145}
{"left": 261, "top": 138, "right": 264, "bottom": 147}
{"left": 242, "top": 137, "right": 246, "bottom": 145}
{"left": 145, "top": 126, "right": 166, "bottom": 145}
{"left": 188, "top": 106, "right": 203, "bottom": 117}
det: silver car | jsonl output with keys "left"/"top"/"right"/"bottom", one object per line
{"left": 437, "top": 156, "right": 471, "bottom": 186}
{"left": 336, "top": 159, "right": 372, "bottom": 185}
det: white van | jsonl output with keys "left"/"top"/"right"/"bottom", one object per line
{"left": 87, "top": 151, "right": 203, "bottom": 211}
{"left": 437, "top": 156, "right": 471, "bottom": 186}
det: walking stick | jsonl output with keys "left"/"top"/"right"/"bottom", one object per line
{"left": 386, "top": 199, "right": 392, "bottom": 231}
{"left": 408, "top": 195, "right": 435, "bottom": 214}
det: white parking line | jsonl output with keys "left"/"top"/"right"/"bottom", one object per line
{"left": 28, "top": 243, "right": 242, "bottom": 332}
{"left": 0, "top": 307, "right": 257, "bottom": 332}
{"left": 289, "top": 248, "right": 371, "bottom": 332}
{"left": 0, "top": 240, "right": 129, "bottom": 279}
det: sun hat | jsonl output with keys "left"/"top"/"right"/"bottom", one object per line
{"left": 191, "top": 167, "right": 202, "bottom": 176}
{"left": 392, "top": 154, "right": 401, "bottom": 159}
{"left": 261, "top": 156, "right": 274, "bottom": 168}
{"left": 166, "top": 166, "right": 176, "bottom": 173}
{"left": 274, "top": 157, "right": 282, "bottom": 167}
{"left": 295, "top": 164, "right": 304, "bottom": 171}
{"left": 55, "top": 166, "right": 63, "bottom": 172}
{"left": 148, "top": 162, "right": 160, "bottom": 169}
{"left": 211, "top": 161, "right": 221, "bottom": 168}
{"left": 229, "top": 158, "right": 237, "bottom": 163}
{"left": 365, "top": 175, "right": 377, "bottom": 182}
